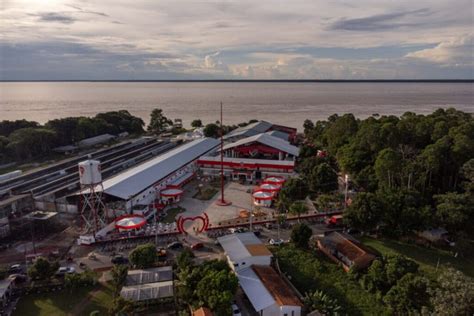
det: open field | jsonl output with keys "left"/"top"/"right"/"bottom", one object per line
{"left": 13, "top": 282, "right": 114, "bottom": 316}
{"left": 273, "top": 245, "right": 389, "bottom": 316}
{"left": 360, "top": 236, "right": 474, "bottom": 278}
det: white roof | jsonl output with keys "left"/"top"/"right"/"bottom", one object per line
{"left": 223, "top": 133, "right": 299, "bottom": 157}
{"left": 121, "top": 280, "right": 174, "bottom": 301}
{"left": 237, "top": 267, "right": 275, "bottom": 311}
{"left": 224, "top": 121, "right": 273, "bottom": 140}
{"left": 101, "top": 138, "right": 219, "bottom": 200}
{"left": 218, "top": 232, "right": 272, "bottom": 262}
{"left": 126, "top": 266, "right": 173, "bottom": 285}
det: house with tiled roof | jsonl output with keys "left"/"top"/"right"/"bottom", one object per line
{"left": 317, "top": 231, "right": 376, "bottom": 272}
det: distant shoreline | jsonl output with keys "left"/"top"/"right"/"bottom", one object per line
{"left": 1, "top": 79, "right": 473, "bottom": 83}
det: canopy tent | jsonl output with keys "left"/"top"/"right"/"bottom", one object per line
{"left": 263, "top": 176, "right": 286, "bottom": 185}
{"left": 252, "top": 190, "right": 274, "bottom": 200}
{"left": 160, "top": 188, "right": 184, "bottom": 197}
{"left": 259, "top": 183, "right": 281, "bottom": 193}
{"left": 115, "top": 214, "right": 146, "bottom": 230}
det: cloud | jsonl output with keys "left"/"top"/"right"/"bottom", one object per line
{"left": 34, "top": 12, "right": 76, "bottom": 24}
{"left": 329, "top": 8, "right": 431, "bottom": 31}
{"left": 203, "top": 51, "right": 229, "bottom": 72}
{"left": 66, "top": 5, "right": 109, "bottom": 17}
{"left": 406, "top": 34, "right": 473, "bottom": 66}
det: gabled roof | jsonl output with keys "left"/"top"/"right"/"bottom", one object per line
{"left": 193, "top": 307, "right": 213, "bottom": 316}
{"left": 218, "top": 232, "right": 272, "bottom": 262}
{"left": 320, "top": 232, "right": 376, "bottom": 268}
{"left": 101, "top": 138, "right": 219, "bottom": 200}
{"left": 223, "top": 133, "right": 299, "bottom": 157}
{"left": 126, "top": 266, "right": 173, "bottom": 286}
{"left": 265, "top": 130, "right": 290, "bottom": 141}
{"left": 237, "top": 267, "right": 276, "bottom": 311}
{"left": 253, "top": 265, "right": 303, "bottom": 307}
{"left": 224, "top": 121, "right": 273, "bottom": 140}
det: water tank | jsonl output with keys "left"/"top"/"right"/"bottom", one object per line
{"left": 78, "top": 160, "right": 102, "bottom": 185}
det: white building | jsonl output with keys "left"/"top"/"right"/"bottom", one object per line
{"left": 98, "top": 138, "right": 219, "bottom": 210}
{"left": 217, "top": 232, "right": 273, "bottom": 271}
{"left": 237, "top": 266, "right": 303, "bottom": 316}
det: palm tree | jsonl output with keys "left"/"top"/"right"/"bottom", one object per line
{"left": 110, "top": 265, "right": 128, "bottom": 297}
{"left": 304, "top": 290, "right": 342, "bottom": 315}
{"left": 289, "top": 201, "right": 308, "bottom": 222}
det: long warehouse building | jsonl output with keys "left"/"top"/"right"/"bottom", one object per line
{"left": 95, "top": 138, "right": 219, "bottom": 211}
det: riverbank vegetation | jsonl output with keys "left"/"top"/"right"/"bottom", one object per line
{"left": 301, "top": 108, "right": 473, "bottom": 252}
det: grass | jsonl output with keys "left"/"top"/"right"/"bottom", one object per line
{"left": 273, "top": 245, "right": 389, "bottom": 316}
{"left": 359, "top": 236, "right": 474, "bottom": 278}
{"left": 13, "top": 282, "right": 114, "bottom": 316}
{"left": 192, "top": 187, "right": 218, "bottom": 200}
{"left": 161, "top": 206, "right": 185, "bottom": 223}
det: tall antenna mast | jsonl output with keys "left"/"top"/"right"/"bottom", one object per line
{"left": 216, "top": 102, "right": 231, "bottom": 206}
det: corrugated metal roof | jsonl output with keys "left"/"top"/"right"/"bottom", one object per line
{"left": 265, "top": 130, "right": 290, "bottom": 141}
{"left": 237, "top": 267, "right": 275, "bottom": 311}
{"left": 224, "top": 121, "right": 273, "bottom": 140}
{"left": 223, "top": 133, "right": 299, "bottom": 157}
{"left": 218, "top": 232, "right": 272, "bottom": 262}
{"left": 121, "top": 280, "right": 174, "bottom": 301}
{"left": 126, "top": 266, "right": 173, "bottom": 285}
{"left": 102, "top": 138, "right": 219, "bottom": 200}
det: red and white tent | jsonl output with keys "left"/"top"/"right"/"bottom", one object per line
{"left": 263, "top": 176, "right": 286, "bottom": 185}
{"left": 115, "top": 214, "right": 146, "bottom": 230}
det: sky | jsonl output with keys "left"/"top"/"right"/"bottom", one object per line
{"left": 0, "top": 0, "right": 473, "bottom": 80}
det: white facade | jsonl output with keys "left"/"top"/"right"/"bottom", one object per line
{"left": 217, "top": 233, "right": 273, "bottom": 272}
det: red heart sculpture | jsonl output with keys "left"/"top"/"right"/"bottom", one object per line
{"left": 177, "top": 213, "right": 209, "bottom": 233}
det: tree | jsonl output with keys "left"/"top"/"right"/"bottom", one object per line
{"left": 344, "top": 192, "right": 383, "bottom": 232}
{"left": 203, "top": 123, "right": 219, "bottom": 138}
{"left": 308, "top": 163, "right": 338, "bottom": 193}
{"left": 0, "top": 119, "right": 39, "bottom": 137}
{"left": 176, "top": 248, "right": 195, "bottom": 272}
{"left": 434, "top": 192, "right": 474, "bottom": 234}
{"left": 289, "top": 201, "right": 308, "bottom": 221}
{"left": 148, "top": 108, "right": 172, "bottom": 134}
{"left": 304, "top": 290, "right": 342, "bottom": 315}
{"left": 129, "top": 243, "right": 157, "bottom": 268}
{"left": 279, "top": 177, "right": 309, "bottom": 203}
{"left": 28, "top": 257, "right": 58, "bottom": 281}
{"left": 191, "top": 119, "right": 203, "bottom": 128}
{"left": 195, "top": 269, "right": 238, "bottom": 315}
{"left": 7, "top": 128, "right": 57, "bottom": 160}
{"left": 108, "top": 296, "right": 134, "bottom": 316}
{"left": 110, "top": 265, "right": 128, "bottom": 296}
{"left": 429, "top": 267, "right": 474, "bottom": 315}
{"left": 383, "top": 273, "right": 430, "bottom": 314}
{"left": 290, "top": 223, "right": 312, "bottom": 248}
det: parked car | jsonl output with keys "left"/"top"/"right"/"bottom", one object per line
{"left": 111, "top": 255, "right": 128, "bottom": 265}
{"left": 8, "top": 264, "right": 22, "bottom": 274}
{"left": 231, "top": 304, "right": 242, "bottom": 316}
{"left": 56, "top": 267, "right": 75, "bottom": 276}
{"left": 191, "top": 242, "right": 204, "bottom": 250}
{"left": 157, "top": 248, "right": 167, "bottom": 258}
{"left": 167, "top": 241, "right": 183, "bottom": 249}
{"left": 269, "top": 238, "right": 284, "bottom": 246}
{"left": 325, "top": 215, "right": 344, "bottom": 228}
{"left": 253, "top": 231, "right": 261, "bottom": 237}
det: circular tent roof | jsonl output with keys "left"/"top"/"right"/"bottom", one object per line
{"left": 115, "top": 214, "right": 146, "bottom": 230}
{"left": 264, "top": 176, "right": 286, "bottom": 185}
{"left": 259, "top": 183, "right": 281, "bottom": 192}
{"left": 160, "top": 188, "right": 184, "bottom": 197}
{"left": 252, "top": 190, "right": 274, "bottom": 200}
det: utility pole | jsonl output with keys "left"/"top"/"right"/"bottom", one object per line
{"left": 216, "top": 102, "right": 231, "bottom": 206}
{"left": 344, "top": 174, "right": 349, "bottom": 210}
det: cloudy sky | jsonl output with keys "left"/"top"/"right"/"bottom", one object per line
{"left": 1, "top": 0, "right": 472, "bottom": 79}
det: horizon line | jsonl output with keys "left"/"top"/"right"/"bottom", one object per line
{"left": 1, "top": 79, "right": 473, "bottom": 83}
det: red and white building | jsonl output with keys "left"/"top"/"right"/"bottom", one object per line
{"left": 198, "top": 132, "right": 299, "bottom": 182}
